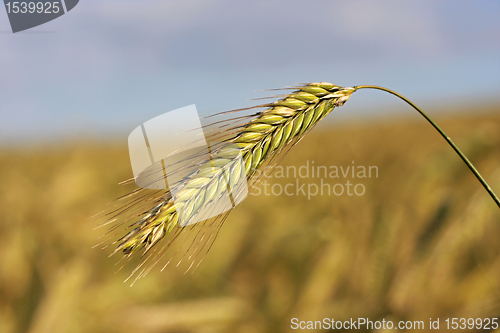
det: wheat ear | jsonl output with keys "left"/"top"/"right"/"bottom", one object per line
{"left": 97, "top": 83, "right": 355, "bottom": 279}
{"left": 99, "top": 82, "right": 500, "bottom": 282}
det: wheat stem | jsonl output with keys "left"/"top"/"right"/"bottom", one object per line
{"left": 353, "top": 85, "right": 500, "bottom": 209}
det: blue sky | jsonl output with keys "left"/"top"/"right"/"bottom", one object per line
{"left": 1, "top": 0, "right": 499, "bottom": 143}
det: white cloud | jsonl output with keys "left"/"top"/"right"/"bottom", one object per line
{"left": 0, "top": 0, "right": 499, "bottom": 141}
{"left": 330, "top": 0, "right": 447, "bottom": 57}
{"left": 80, "top": 0, "right": 222, "bottom": 32}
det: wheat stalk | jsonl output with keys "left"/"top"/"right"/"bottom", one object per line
{"left": 97, "top": 82, "right": 499, "bottom": 283}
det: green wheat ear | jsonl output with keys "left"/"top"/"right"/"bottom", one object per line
{"left": 98, "top": 82, "right": 499, "bottom": 283}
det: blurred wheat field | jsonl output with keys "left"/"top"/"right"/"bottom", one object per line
{"left": 1, "top": 110, "right": 500, "bottom": 333}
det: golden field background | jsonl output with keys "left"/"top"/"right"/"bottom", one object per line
{"left": 1, "top": 108, "right": 500, "bottom": 333}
